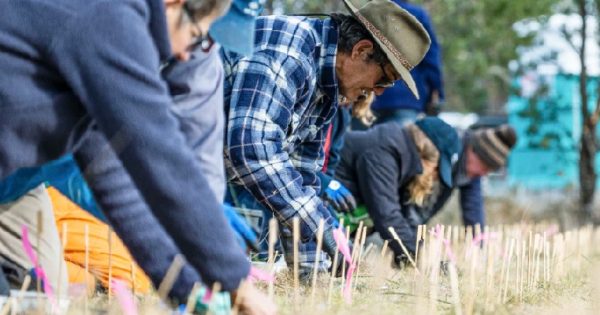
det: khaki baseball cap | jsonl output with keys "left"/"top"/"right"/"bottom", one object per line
{"left": 342, "top": 0, "right": 431, "bottom": 99}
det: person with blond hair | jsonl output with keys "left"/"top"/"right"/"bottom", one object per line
{"left": 334, "top": 117, "right": 460, "bottom": 262}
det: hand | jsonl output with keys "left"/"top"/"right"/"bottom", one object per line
{"left": 223, "top": 204, "right": 261, "bottom": 252}
{"left": 232, "top": 281, "right": 277, "bottom": 315}
{"left": 425, "top": 90, "right": 442, "bottom": 116}
{"left": 322, "top": 180, "right": 357, "bottom": 213}
{"left": 321, "top": 228, "right": 351, "bottom": 277}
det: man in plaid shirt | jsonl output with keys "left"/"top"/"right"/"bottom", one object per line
{"left": 222, "top": 0, "right": 432, "bottom": 276}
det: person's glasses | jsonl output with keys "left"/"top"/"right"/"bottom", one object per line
{"left": 182, "top": 3, "right": 215, "bottom": 53}
{"left": 375, "top": 62, "right": 396, "bottom": 89}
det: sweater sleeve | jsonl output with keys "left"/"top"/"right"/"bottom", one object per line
{"left": 73, "top": 129, "right": 201, "bottom": 302}
{"left": 459, "top": 177, "right": 485, "bottom": 228}
{"left": 52, "top": 2, "right": 249, "bottom": 291}
{"left": 355, "top": 150, "right": 417, "bottom": 256}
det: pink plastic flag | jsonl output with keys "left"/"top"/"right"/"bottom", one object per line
{"left": 333, "top": 227, "right": 356, "bottom": 304}
{"left": 471, "top": 232, "right": 499, "bottom": 246}
{"left": 249, "top": 266, "right": 275, "bottom": 284}
{"left": 112, "top": 279, "right": 138, "bottom": 315}
{"left": 431, "top": 225, "right": 456, "bottom": 264}
{"left": 21, "top": 225, "right": 58, "bottom": 312}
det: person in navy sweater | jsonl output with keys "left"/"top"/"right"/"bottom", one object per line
{"left": 0, "top": 0, "right": 275, "bottom": 313}
{"left": 370, "top": 0, "right": 445, "bottom": 125}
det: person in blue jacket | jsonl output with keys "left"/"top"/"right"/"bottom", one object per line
{"left": 334, "top": 120, "right": 516, "bottom": 264}
{"left": 0, "top": 0, "right": 275, "bottom": 313}
{"left": 370, "top": 0, "right": 445, "bottom": 125}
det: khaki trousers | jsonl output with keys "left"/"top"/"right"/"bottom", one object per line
{"left": 0, "top": 185, "right": 67, "bottom": 295}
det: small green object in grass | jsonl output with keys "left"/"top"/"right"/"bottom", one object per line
{"left": 337, "top": 205, "right": 373, "bottom": 233}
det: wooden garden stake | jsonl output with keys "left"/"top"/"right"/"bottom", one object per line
{"left": 388, "top": 227, "right": 419, "bottom": 274}
{"left": 157, "top": 254, "right": 185, "bottom": 300}
{"left": 57, "top": 222, "right": 67, "bottom": 300}
{"left": 267, "top": 218, "right": 278, "bottom": 299}
{"left": 184, "top": 282, "right": 201, "bottom": 314}
{"left": 108, "top": 228, "right": 113, "bottom": 302}
{"left": 311, "top": 219, "right": 325, "bottom": 301}
{"left": 415, "top": 225, "right": 423, "bottom": 265}
{"left": 292, "top": 217, "right": 300, "bottom": 295}
{"left": 381, "top": 240, "right": 389, "bottom": 258}
{"left": 502, "top": 238, "right": 515, "bottom": 303}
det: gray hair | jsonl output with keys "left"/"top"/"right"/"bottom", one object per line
{"left": 330, "top": 13, "right": 388, "bottom": 64}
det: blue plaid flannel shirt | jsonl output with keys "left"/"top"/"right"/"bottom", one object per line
{"left": 222, "top": 16, "right": 339, "bottom": 241}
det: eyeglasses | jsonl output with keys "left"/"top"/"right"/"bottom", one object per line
{"left": 182, "top": 3, "right": 215, "bottom": 53}
{"left": 375, "top": 62, "right": 396, "bottom": 89}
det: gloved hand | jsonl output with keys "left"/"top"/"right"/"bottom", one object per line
{"left": 321, "top": 228, "right": 352, "bottom": 277}
{"left": 322, "top": 180, "right": 357, "bottom": 213}
{"left": 223, "top": 203, "right": 260, "bottom": 252}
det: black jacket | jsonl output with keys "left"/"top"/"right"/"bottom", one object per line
{"left": 336, "top": 123, "right": 423, "bottom": 256}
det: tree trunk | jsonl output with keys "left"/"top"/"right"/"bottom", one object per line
{"left": 577, "top": 0, "right": 596, "bottom": 223}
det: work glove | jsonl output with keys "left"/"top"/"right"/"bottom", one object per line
{"left": 322, "top": 228, "right": 352, "bottom": 277}
{"left": 223, "top": 203, "right": 261, "bottom": 252}
{"left": 322, "top": 180, "right": 357, "bottom": 213}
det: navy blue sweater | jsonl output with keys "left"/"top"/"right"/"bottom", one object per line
{"left": 371, "top": 1, "right": 444, "bottom": 112}
{"left": 0, "top": 0, "right": 248, "bottom": 297}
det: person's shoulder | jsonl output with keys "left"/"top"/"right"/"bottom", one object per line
{"left": 254, "top": 16, "right": 321, "bottom": 60}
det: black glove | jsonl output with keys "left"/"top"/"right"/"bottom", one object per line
{"left": 322, "top": 228, "right": 351, "bottom": 277}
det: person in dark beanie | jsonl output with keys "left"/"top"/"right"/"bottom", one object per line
{"left": 333, "top": 121, "right": 517, "bottom": 265}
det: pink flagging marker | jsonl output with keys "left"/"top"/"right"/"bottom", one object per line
{"left": 249, "top": 266, "right": 275, "bottom": 284}
{"left": 471, "top": 232, "right": 500, "bottom": 248}
{"left": 112, "top": 279, "right": 138, "bottom": 315}
{"left": 333, "top": 227, "right": 356, "bottom": 304}
{"left": 431, "top": 225, "right": 457, "bottom": 264}
{"left": 21, "top": 225, "right": 58, "bottom": 312}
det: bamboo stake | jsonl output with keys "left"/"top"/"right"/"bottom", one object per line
{"left": 381, "top": 240, "right": 389, "bottom": 258}
{"left": 84, "top": 223, "right": 90, "bottom": 314}
{"left": 310, "top": 219, "right": 325, "bottom": 302}
{"left": 0, "top": 275, "right": 31, "bottom": 315}
{"left": 353, "top": 227, "right": 368, "bottom": 292}
{"left": 267, "top": 218, "right": 278, "bottom": 299}
{"left": 502, "top": 238, "right": 515, "bottom": 303}
{"left": 327, "top": 218, "right": 343, "bottom": 305}
{"left": 347, "top": 224, "right": 364, "bottom": 292}
{"left": 292, "top": 217, "right": 300, "bottom": 296}
{"left": 157, "top": 254, "right": 185, "bottom": 300}
{"left": 388, "top": 227, "right": 419, "bottom": 274}
{"left": 184, "top": 282, "right": 201, "bottom": 314}
{"left": 36, "top": 211, "right": 43, "bottom": 295}
{"left": 57, "top": 222, "right": 67, "bottom": 300}
{"left": 131, "top": 261, "right": 136, "bottom": 296}
{"left": 415, "top": 225, "right": 423, "bottom": 266}
{"left": 108, "top": 228, "right": 113, "bottom": 302}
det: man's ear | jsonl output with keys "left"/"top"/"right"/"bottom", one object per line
{"left": 351, "top": 39, "right": 375, "bottom": 60}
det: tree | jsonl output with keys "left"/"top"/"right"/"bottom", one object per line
{"left": 559, "top": 0, "right": 600, "bottom": 222}
{"left": 416, "top": 0, "right": 559, "bottom": 114}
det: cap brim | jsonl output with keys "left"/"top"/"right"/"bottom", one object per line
{"left": 209, "top": 8, "right": 256, "bottom": 56}
{"left": 342, "top": 0, "right": 420, "bottom": 100}
{"left": 439, "top": 156, "right": 453, "bottom": 188}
